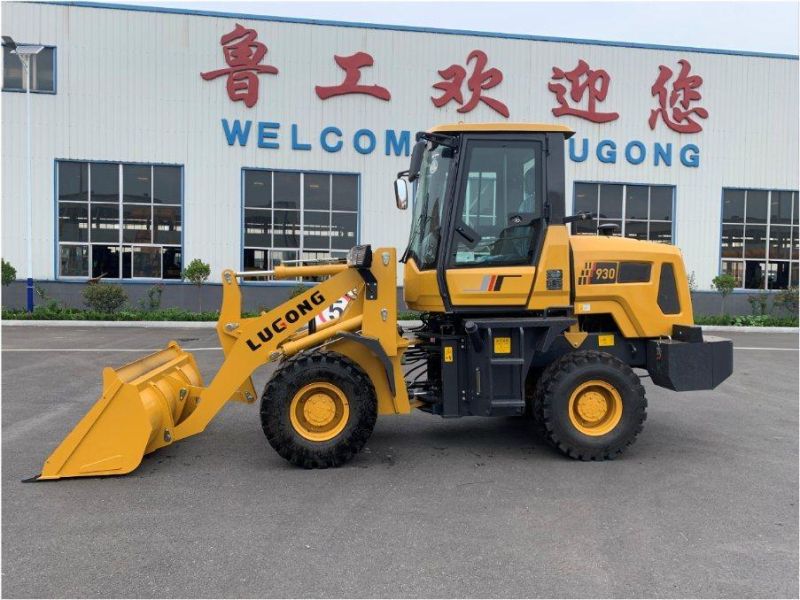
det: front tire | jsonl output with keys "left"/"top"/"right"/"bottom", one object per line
{"left": 261, "top": 351, "right": 377, "bottom": 468}
{"left": 534, "top": 350, "right": 647, "bottom": 460}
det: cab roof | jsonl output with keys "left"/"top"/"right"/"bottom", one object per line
{"left": 428, "top": 122, "right": 575, "bottom": 138}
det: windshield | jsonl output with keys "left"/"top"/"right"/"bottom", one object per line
{"left": 404, "top": 143, "right": 456, "bottom": 269}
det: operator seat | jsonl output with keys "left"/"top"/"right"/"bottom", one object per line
{"left": 490, "top": 166, "right": 541, "bottom": 263}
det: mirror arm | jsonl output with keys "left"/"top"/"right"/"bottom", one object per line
{"left": 563, "top": 211, "right": 594, "bottom": 224}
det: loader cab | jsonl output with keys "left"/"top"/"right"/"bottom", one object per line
{"left": 399, "top": 124, "right": 573, "bottom": 313}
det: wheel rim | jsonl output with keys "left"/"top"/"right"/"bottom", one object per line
{"left": 568, "top": 379, "right": 623, "bottom": 437}
{"left": 289, "top": 382, "right": 350, "bottom": 442}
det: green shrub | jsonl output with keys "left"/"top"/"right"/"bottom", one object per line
{"left": 746, "top": 290, "right": 770, "bottom": 316}
{"left": 1, "top": 259, "right": 16, "bottom": 286}
{"left": 33, "top": 284, "right": 63, "bottom": 308}
{"left": 397, "top": 310, "right": 422, "bottom": 320}
{"left": 732, "top": 314, "right": 798, "bottom": 327}
{"left": 139, "top": 284, "right": 164, "bottom": 311}
{"left": 694, "top": 314, "right": 798, "bottom": 327}
{"left": 182, "top": 259, "right": 211, "bottom": 311}
{"left": 288, "top": 283, "right": 311, "bottom": 298}
{"left": 82, "top": 283, "right": 128, "bottom": 313}
{"left": 1, "top": 306, "right": 221, "bottom": 321}
{"left": 773, "top": 286, "right": 799, "bottom": 316}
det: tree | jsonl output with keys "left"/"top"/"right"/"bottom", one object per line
{"left": 1, "top": 259, "right": 16, "bottom": 287}
{"left": 182, "top": 259, "right": 211, "bottom": 312}
{"left": 711, "top": 274, "right": 736, "bottom": 315}
{"left": 686, "top": 270, "right": 697, "bottom": 293}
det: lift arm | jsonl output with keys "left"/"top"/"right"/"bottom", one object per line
{"left": 35, "top": 246, "right": 406, "bottom": 480}
{"left": 173, "top": 263, "right": 366, "bottom": 440}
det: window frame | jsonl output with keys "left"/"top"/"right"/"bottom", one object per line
{"left": 571, "top": 181, "right": 676, "bottom": 244}
{"left": 54, "top": 159, "right": 184, "bottom": 282}
{"left": 2, "top": 44, "right": 57, "bottom": 94}
{"left": 719, "top": 187, "right": 798, "bottom": 290}
{"left": 240, "top": 167, "right": 360, "bottom": 285}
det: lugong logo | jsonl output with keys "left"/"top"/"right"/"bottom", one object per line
{"left": 246, "top": 291, "right": 327, "bottom": 351}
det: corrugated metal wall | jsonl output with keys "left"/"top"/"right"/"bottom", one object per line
{"left": 2, "top": 2, "right": 798, "bottom": 289}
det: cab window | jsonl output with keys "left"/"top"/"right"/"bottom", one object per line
{"left": 451, "top": 140, "right": 542, "bottom": 267}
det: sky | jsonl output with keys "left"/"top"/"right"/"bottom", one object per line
{"left": 98, "top": 0, "right": 800, "bottom": 55}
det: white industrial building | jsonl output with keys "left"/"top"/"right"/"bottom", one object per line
{"left": 2, "top": 1, "right": 798, "bottom": 305}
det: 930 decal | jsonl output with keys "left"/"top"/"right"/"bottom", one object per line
{"left": 578, "top": 261, "right": 619, "bottom": 285}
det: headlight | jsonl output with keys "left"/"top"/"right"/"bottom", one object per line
{"left": 346, "top": 245, "right": 373, "bottom": 268}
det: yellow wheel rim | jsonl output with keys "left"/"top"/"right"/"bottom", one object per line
{"left": 568, "top": 379, "right": 623, "bottom": 437}
{"left": 289, "top": 382, "right": 350, "bottom": 442}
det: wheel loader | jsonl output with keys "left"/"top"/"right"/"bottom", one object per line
{"left": 30, "top": 123, "right": 734, "bottom": 481}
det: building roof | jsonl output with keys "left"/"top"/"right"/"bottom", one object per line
{"left": 29, "top": 1, "right": 800, "bottom": 61}
{"left": 428, "top": 123, "right": 575, "bottom": 137}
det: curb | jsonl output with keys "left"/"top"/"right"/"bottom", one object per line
{"left": 1, "top": 320, "right": 217, "bottom": 328}
{"left": 0, "top": 319, "right": 427, "bottom": 329}
{"left": 2, "top": 320, "right": 795, "bottom": 333}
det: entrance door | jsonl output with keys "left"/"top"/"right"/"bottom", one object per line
{"left": 445, "top": 138, "right": 544, "bottom": 306}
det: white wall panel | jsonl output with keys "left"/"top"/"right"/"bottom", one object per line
{"left": 2, "top": 2, "right": 797, "bottom": 290}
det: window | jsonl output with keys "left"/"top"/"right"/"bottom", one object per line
{"left": 573, "top": 183, "right": 674, "bottom": 243}
{"left": 452, "top": 140, "right": 542, "bottom": 267}
{"left": 57, "top": 161, "right": 182, "bottom": 279}
{"left": 242, "top": 170, "right": 358, "bottom": 275}
{"left": 3, "top": 45, "right": 56, "bottom": 92}
{"left": 721, "top": 189, "right": 798, "bottom": 289}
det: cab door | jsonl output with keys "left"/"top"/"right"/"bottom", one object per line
{"left": 443, "top": 136, "right": 544, "bottom": 307}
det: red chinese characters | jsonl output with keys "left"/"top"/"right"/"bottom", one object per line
{"left": 315, "top": 52, "right": 391, "bottom": 101}
{"left": 431, "top": 50, "right": 509, "bottom": 118}
{"left": 200, "top": 24, "right": 278, "bottom": 108}
{"left": 648, "top": 59, "right": 708, "bottom": 133}
{"left": 548, "top": 59, "right": 619, "bottom": 123}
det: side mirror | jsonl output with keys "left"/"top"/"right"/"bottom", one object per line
{"left": 408, "top": 140, "right": 426, "bottom": 182}
{"left": 394, "top": 178, "right": 409, "bottom": 210}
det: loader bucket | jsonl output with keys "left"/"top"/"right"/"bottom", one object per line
{"left": 34, "top": 342, "right": 203, "bottom": 481}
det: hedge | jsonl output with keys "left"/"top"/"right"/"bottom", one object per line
{"left": 1, "top": 305, "right": 424, "bottom": 322}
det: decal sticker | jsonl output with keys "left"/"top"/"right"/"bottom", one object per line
{"left": 443, "top": 346, "right": 454, "bottom": 362}
{"left": 456, "top": 251, "right": 475, "bottom": 263}
{"left": 494, "top": 337, "right": 511, "bottom": 354}
{"left": 598, "top": 334, "right": 615, "bottom": 347}
{"left": 466, "top": 274, "right": 522, "bottom": 292}
{"left": 314, "top": 290, "right": 357, "bottom": 327}
{"left": 577, "top": 261, "right": 619, "bottom": 285}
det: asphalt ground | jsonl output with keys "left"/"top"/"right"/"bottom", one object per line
{"left": 1, "top": 326, "right": 798, "bottom": 598}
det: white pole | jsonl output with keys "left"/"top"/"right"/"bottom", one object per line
{"left": 25, "top": 55, "right": 33, "bottom": 312}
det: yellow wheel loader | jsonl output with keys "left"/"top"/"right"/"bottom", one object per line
{"left": 30, "top": 123, "right": 734, "bottom": 480}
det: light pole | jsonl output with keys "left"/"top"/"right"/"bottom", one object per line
{"left": 3, "top": 36, "right": 43, "bottom": 313}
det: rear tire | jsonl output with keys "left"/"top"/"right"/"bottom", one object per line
{"left": 261, "top": 351, "right": 377, "bottom": 468}
{"left": 534, "top": 350, "right": 647, "bottom": 460}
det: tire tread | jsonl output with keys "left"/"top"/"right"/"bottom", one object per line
{"left": 260, "top": 351, "right": 377, "bottom": 469}
{"left": 533, "top": 350, "right": 647, "bottom": 461}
